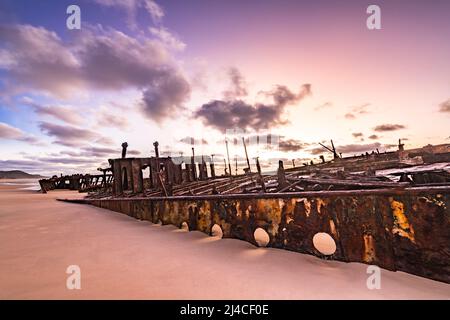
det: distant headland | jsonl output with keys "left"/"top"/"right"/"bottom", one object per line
{"left": 0, "top": 170, "right": 45, "bottom": 179}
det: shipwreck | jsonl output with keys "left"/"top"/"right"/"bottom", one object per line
{"left": 41, "top": 139, "right": 450, "bottom": 284}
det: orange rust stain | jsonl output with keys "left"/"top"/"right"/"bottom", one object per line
{"left": 284, "top": 198, "right": 296, "bottom": 215}
{"left": 363, "top": 234, "right": 376, "bottom": 263}
{"left": 283, "top": 199, "right": 297, "bottom": 225}
{"left": 244, "top": 205, "right": 250, "bottom": 218}
{"left": 390, "top": 199, "right": 415, "bottom": 242}
{"left": 317, "top": 198, "right": 326, "bottom": 214}
{"left": 197, "top": 201, "right": 211, "bottom": 233}
{"left": 235, "top": 201, "right": 243, "bottom": 218}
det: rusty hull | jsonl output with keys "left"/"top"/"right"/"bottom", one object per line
{"left": 39, "top": 173, "right": 113, "bottom": 193}
{"left": 62, "top": 186, "right": 450, "bottom": 283}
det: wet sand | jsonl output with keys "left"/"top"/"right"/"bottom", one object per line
{"left": 0, "top": 181, "right": 449, "bottom": 299}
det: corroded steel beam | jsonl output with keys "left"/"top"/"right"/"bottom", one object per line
{"left": 108, "top": 186, "right": 449, "bottom": 200}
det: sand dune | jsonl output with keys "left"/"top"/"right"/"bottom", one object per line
{"left": 0, "top": 184, "right": 449, "bottom": 299}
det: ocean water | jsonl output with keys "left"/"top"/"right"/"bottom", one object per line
{"left": 0, "top": 179, "right": 41, "bottom": 191}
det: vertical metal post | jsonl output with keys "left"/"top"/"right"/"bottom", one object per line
{"left": 242, "top": 137, "right": 251, "bottom": 173}
{"left": 225, "top": 140, "right": 232, "bottom": 176}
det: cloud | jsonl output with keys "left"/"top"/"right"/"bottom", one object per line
{"left": 368, "top": 134, "right": 379, "bottom": 140}
{"left": 308, "top": 146, "right": 330, "bottom": 155}
{"left": 179, "top": 136, "right": 208, "bottom": 145}
{"left": 0, "top": 156, "right": 106, "bottom": 175}
{"left": 94, "top": 136, "right": 115, "bottom": 146}
{"left": 344, "top": 113, "right": 356, "bottom": 119}
{"left": 61, "top": 146, "right": 140, "bottom": 158}
{"left": 195, "top": 83, "right": 311, "bottom": 132}
{"left": 0, "top": 159, "right": 40, "bottom": 168}
{"left": 0, "top": 159, "right": 53, "bottom": 173}
{"left": 308, "top": 142, "right": 396, "bottom": 156}
{"left": 141, "top": 71, "right": 191, "bottom": 121}
{"left": 0, "top": 24, "right": 82, "bottom": 97}
{"left": 143, "top": 0, "right": 164, "bottom": 22}
{"left": 373, "top": 124, "right": 406, "bottom": 132}
{"left": 345, "top": 103, "right": 370, "bottom": 120}
{"left": 336, "top": 142, "right": 383, "bottom": 154}
{"left": 0, "top": 122, "right": 40, "bottom": 144}
{"left": 128, "top": 150, "right": 141, "bottom": 156}
{"left": 75, "top": 27, "right": 190, "bottom": 107}
{"left": 438, "top": 99, "right": 450, "bottom": 113}
{"left": 223, "top": 67, "right": 248, "bottom": 99}
{"left": 149, "top": 27, "right": 185, "bottom": 51}
{"left": 0, "top": 24, "right": 191, "bottom": 122}
{"left": 81, "top": 147, "right": 122, "bottom": 157}
{"left": 21, "top": 98, "right": 83, "bottom": 125}
{"left": 97, "top": 112, "right": 129, "bottom": 129}
{"left": 36, "top": 157, "right": 101, "bottom": 165}
{"left": 94, "top": 0, "right": 164, "bottom": 28}
{"left": 38, "top": 121, "right": 110, "bottom": 147}
{"left": 315, "top": 101, "right": 332, "bottom": 111}
{"left": 0, "top": 122, "right": 27, "bottom": 139}
{"left": 33, "top": 146, "right": 142, "bottom": 170}
{"left": 278, "top": 139, "right": 308, "bottom": 152}
{"left": 352, "top": 132, "right": 363, "bottom": 138}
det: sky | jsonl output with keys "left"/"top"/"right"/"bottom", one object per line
{"left": 0, "top": 0, "right": 449, "bottom": 175}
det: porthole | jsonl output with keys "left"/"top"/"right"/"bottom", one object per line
{"left": 254, "top": 228, "right": 270, "bottom": 247}
{"left": 312, "top": 232, "right": 336, "bottom": 255}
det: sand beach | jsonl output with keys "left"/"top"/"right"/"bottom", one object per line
{"left": 0, "top": 180, "right": 449, "bottom": 299}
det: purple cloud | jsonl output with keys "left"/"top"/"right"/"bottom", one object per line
{"left": 195, "top": 83, "right": 311, "bottom": 131}
{"left": 0, "top": 122, "right": 40, "bottom": 144}
{"left": 345, "top": 103, "right": 370, "bottom": 120}
{"left": 278, "top": 139, "right": 309, "bottom": 152}
{"left": 22, "top": 98, "right": 83, "bottom": 125}
{"left": 0, "top": 23, "right": 191, "bottom": 122}
{"left": 438, "top": 99, "right": 450, "bottom": 113}
{"left": 373, "top": 124, "right": 406, "bottom": 132}
{"left": 38, "top": 121, "right": 112, "bottom": 147}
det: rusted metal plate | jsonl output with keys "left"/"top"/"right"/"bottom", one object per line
{"left": 62, "top": 186, "right": 450, "bottom": 283}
